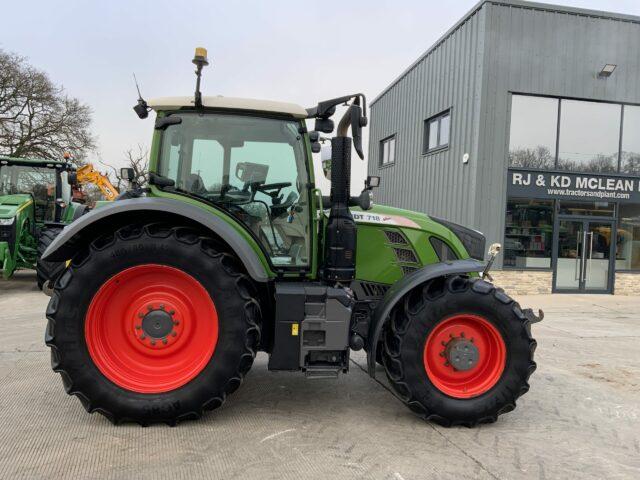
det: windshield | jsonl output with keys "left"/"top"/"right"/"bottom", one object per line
{"left": 158, "top": 112, "right": 311, "bottom": 267}
{"left": 0, "top": 165, "right": 57, "bottom": 221}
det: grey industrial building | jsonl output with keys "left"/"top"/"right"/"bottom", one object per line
{"left": 368, "top": 0, "right": 640, "bottom": 294}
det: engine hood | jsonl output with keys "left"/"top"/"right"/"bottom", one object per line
{"left": 351, "top": 204, "right": 457, "bottom": 238}
{"left": 0, "top": 194, "right": 33, "bottom": 219}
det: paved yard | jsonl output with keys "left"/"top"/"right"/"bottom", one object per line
{"left": 0, "top": 272, "right": 638, "bottom": 479}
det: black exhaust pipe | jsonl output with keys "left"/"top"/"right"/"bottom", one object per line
{"left": 324, "top": 99, "right": 366, "bottom": 282}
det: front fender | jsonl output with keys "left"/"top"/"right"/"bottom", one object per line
{"left": 42, "top": 197, "right": 271, "bottom": 282}
{"left": 366, "top": 258, "right": 485, "bottom": 377}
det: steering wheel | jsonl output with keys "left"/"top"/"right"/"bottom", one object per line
{"left": 255, "top": 182, "right": 291, "bottom": 197}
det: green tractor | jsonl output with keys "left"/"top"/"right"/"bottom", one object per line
{"left": 0, "top": 155, "right": 86, "bottom": 290}
{"left": 42, "top": 48, "right": 541, "bottom": 426}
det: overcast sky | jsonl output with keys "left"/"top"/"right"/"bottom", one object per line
{"left": 2, "top": 0, "right": 639, "bottom": 191}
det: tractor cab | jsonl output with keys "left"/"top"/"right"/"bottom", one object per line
{"left": 0, "top": 156, "right": 75, "bottom": 224}
{"left": 149, "top": 99, "right": 313, "bottom": 270}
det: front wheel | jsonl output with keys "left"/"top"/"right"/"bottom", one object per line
{"left": 382, "top": 276, "right": 537, "bottom": 427}
{"left": 36, "top": 226, "right": 65, "bottom": 293}
{"left": 45, "top": 223, "right": 262, "bottom": 425}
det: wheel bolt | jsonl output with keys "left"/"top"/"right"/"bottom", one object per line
{"left": 147, "top": 305, "right": 153, "bottom": 311}
{"left": 460, "top": 332, "right": 465, "bottom": 338}
{"left": 150, "top": 340, "right": 156, "bottom": 346}
{"left": 140, "top": 334, "right": 146, "bottom": 340}
{"left": 162, "top": 338, "right": 167, "bottom": 345}
{"left": 171, "top": 331, "right": 177, "bottom": 337}
{"left": 138, "top": 312, "right": 144, "bottom": 319}
{"left": 135, "top": 325, "right": 141, "bottom": 330}
{"left": 159, "top": 304, "right": 165, "bottom": 310}
{"left": 169, "top": 310, "right": 175, "bottom": 316}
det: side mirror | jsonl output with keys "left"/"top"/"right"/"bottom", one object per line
{"left": 121, "top": 168, "right": 135, "bottom": 182}
{"left": 365, "top": 175, "right": 380, "bottom": 189}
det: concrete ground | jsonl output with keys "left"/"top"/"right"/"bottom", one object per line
{"left": 0, "top": 272, "right": 638, "bottom": 480}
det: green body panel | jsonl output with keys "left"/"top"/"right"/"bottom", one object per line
{"left": 0, "top": 194, "right": 37, "bottom": 279}
{"left": 350, "top": 204, "right": 471, "bottom": 286}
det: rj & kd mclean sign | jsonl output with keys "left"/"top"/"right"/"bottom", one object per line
{"left": 507, "top": 169, "right": 640, "bottom": 203}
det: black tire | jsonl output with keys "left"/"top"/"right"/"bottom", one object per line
{"left": 36, "top": 226, "right": 65, "bottom": 291}
{"left": 45, "top": 223, "right": 262, "bottom": 425}
{"left": 382, "top": 275, "right": 536, "bottom": 427}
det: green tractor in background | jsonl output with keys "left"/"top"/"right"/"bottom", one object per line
{"left": 0, "top": 156, "right": 86, "bottom": 290}
{"left": 42, "top": 48, "right": 541, "bottom": 426}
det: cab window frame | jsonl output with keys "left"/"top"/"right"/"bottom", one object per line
{"left": 155, "top": 109, "right": 315, "bottom": 273}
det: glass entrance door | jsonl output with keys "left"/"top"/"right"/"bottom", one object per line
{"left": 554, "top": 219, "right": 614, "bottom": 293}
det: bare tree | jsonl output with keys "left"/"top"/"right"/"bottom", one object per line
{"left": 0, "top": 49, "right": 95, "bottom": 161}
{"left": 101, "top": 145, "right": 149, "bottom": 189}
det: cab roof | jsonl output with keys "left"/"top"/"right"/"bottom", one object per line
{"left": 0, "top": 155, "right": 75, "bottom": 170}
{"left": 147, "top": 96, "right": 308, "bottom": 119}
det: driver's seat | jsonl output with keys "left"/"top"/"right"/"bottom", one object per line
{"left": 184, "top": 173, "right": 207, "bottom": 195}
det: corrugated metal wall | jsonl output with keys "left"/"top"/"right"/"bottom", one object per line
{"left": 367, "top": 5, "right": 486, "bottom": 229}
{"left": 368, "top": 0, "right": 640, "bottom": 267}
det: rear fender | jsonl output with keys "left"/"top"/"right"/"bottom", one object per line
{"left": 366, "top": 258, "right": 485, "bottom": 377}
{"left": 42, "top": 197, "right": 271, "bottom": 282}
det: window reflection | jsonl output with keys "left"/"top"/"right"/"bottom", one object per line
{"left": 622, "top": 106, "right": 640, "bottom": 175}
{"left": 616, "top": 203, "right": 640, "bottom": 270}
{"left": 509, "top": 95, "right": 558, "bottom": 169}
{"left": 504, "top": 198, "right": 554, "bottom": 268}
{"left": 557, "top": 100, "right": 621, "bottom": 173}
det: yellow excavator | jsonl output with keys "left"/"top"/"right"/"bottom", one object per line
{"left": 73, "top": 164, "right": 119, "bottom": 201}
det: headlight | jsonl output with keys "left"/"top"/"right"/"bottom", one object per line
{"left": 431, "top": 217, "right": 486, "bottom": 261}
{"left": 0, "top": 218, "right": 15, "bottom": 226}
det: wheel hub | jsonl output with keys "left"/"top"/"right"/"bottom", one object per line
{"left": 133, "top": 303, "right": 182, "bottom": 349}
{"left": 141, "top": 309, "right": 174, "bottom": 339}
{"left": 444, "top": 337, "right": 479, "bottom": 371}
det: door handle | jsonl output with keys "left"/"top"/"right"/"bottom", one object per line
{"left": 580, "top": 230, "right": 588, "bottom": 283}
{"left": 574, "top": 231, "right": 582, "bottom": 281}
{"left": 585, "top": 232, "right": 594, "bottom": 282}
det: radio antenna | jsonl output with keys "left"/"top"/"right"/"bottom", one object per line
{"left": 132, "top": 73, "right": 150, "bottom": 119}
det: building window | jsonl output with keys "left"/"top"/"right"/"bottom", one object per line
{"left": 509, "top": 96, "right": 558, "bottom": 169}
{"left": 380, "top": 135, "right": 396, "bottom": 166}
{"left": 508, "top": 94, "right": 640, "bottom": 175}
{"left": 504, "top": 198, "right": 554, "bottom": 269}
{"left": 622, "top": 106, "right": 640, "bottom": 175}
{"left": 558, "top": 201, "right": 615, "bottom": 217}
{"left": 558, "top": 100, "right": 621, "bottom": 173}
{"left": 616, "top": 203, "right": 640, "bottom": 271}
{"left": 423, "top": 110, "right": 450, "bottom": 153}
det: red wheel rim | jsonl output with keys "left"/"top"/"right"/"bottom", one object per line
{"left": 423, "top": 314, "right": 506, "bottom": 399}
{"left": 85, "top": 264, "right": 218, "bottom": 394}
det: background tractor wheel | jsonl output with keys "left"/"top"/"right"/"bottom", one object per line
{"left": 36, "top": 226, "right": 65, "bottom": 293}
{"left": 45, "top": 223, "right": 262, "bottom": 425}
{"left": 382, "top": 276, "right": 536, "bottom": 427}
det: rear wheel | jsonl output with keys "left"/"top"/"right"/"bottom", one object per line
{"left": 45, "top": 223, "right": 262, "bottom": 425}
{"left": 382, "top": 276, "right": 536, "bottom": 427}
{"left": 36, "top": 226, "right": 65, "bottom": 293}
